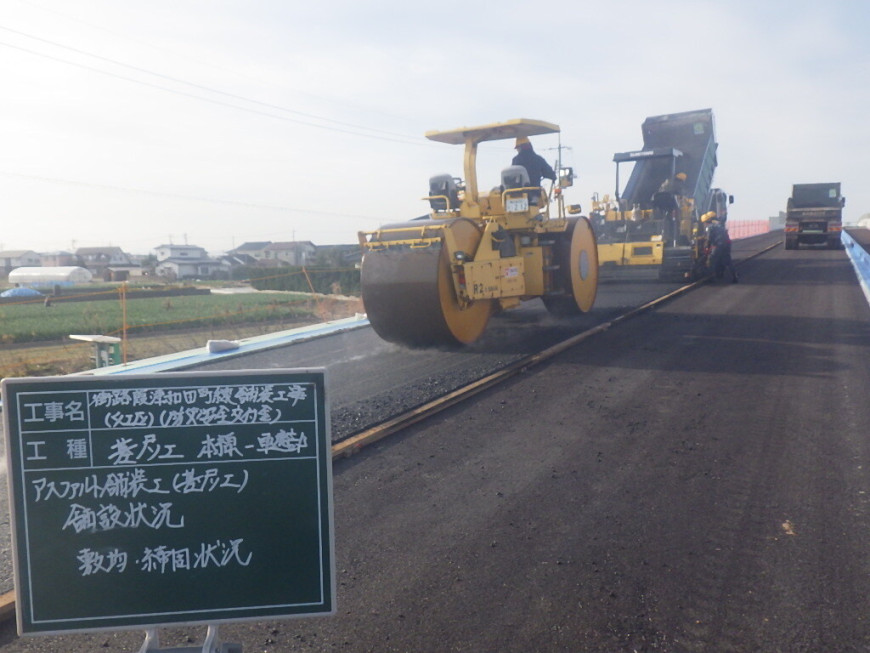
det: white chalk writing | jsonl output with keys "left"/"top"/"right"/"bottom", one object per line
{"left": 104, "top": 411, "right": 154, "bottom": 428}
{"left": 22, "top": 400, "right": 85, "bottom": 423}
{"left": 255, "top": 428, "right": 308, "bottom": 454}
{"left": 32, "top": 469, "right": 168, "bottom": 501}
{"left": 66, "top": 438, "right": 88, "bottom": 460}
{"left": 109, "top": 434, "right": 185, "bottom": 465}
{"left": 78, "top": 539, "right": 253, "bottom": 576}
{"left": 171, "top": 468, "right": 248, "bottom": 494}
{"left": 197, "top": 432, "right": 243, "bottom": 459}
{"left": 77, "top": 548, "right": 128, "bottom": 575}
{"left": 63, "top": 502, "right": 184, "bottom": 533}
{"left": 30, "top": 468, "right": 248, "bottom": 502}
{"left": 89, "top": 384, "right": 307, "bottom": 409}
{"left": 25, "top": 441, "right": 47, "bottom": 461}
{"left": 157, "top": 405, "right": 282, "bottom": 427}
{"left": 138, "top": 538, "right": 252, "bottom": 574}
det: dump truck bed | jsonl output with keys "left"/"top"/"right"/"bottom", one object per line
{"left": 790, "top": 183, "right": 842, "bottom": 208}
{"left": 621, "top": 109, "right": 718, "bottom": 211}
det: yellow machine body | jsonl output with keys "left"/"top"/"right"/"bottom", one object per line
{"left": 359, "top": 119, "right": 598, "bottom": 347}
{"left": 590, "top": 193, "right": 697, "bottom": 268}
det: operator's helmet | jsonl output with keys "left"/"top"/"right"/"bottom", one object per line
{"left": 701, "top": 211, "right": 717, "bottom": 223}
{"left": 675, "top": 172, "right": 688, "bottom": 181}
{"left": 515, "top": 136, "right": 530, "bottom": 149}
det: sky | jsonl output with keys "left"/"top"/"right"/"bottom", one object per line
{"left": 1, "top": 0, "right": 868, "bottom": 257}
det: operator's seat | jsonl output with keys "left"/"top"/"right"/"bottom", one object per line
{"left": 502, "top": 165, "right": 539, "bottom": 207}
{"left": 428, "top": 174, "right": 460, "bottom": 211}
{"left": 501, "top": 165, "right": 530, "bottom": 190}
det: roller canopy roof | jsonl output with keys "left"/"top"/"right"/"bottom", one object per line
{"left": 426, "top": 118, "right": 560, "bottom": 145}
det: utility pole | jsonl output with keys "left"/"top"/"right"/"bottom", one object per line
{"left": 543, "top": 143, "right": 573, "bottom": 172}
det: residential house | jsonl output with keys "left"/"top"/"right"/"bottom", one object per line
{"left": 261, "top": 241, "right": 316, "bottom": 266}
{"left": 154, "top": 244, "right": 226, "bottom": 280}
{"left": 220, "top": 252, "right": 258, "bottom": 267}
{"left": 312, "top": 244, "right": 363, "bottom": 267}
{"left": 40, "top": 251, "right": 79, "bottom": 267}
{"left": 75, "top": 246, "right": 134, "bottom": 276}
{"left": 75, "top": 246, "right": 142, "bottom": 281}
{"left": 228, "top": 242, "right": 272, "bottom": 261}
{"left": 0, "top": 250, "right": 42, "bottom": 276}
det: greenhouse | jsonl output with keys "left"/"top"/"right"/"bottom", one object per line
{"left": 7, "top": 266, "right": 93, "bottom": 287}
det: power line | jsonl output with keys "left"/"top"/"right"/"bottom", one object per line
{"left": 0, "top": 30, "right": 427, "bottom": 146}
{"left": 0, "top": 24, "right": 419, "bottom": 142}
{"left": 15, "top": 0, "right": 256, "bottom": 83}
{"left": 14, "top": 0, "right": 413, "bottom": 127}
{"left": 0, "top": 170, "right": 382, "bottom": 221}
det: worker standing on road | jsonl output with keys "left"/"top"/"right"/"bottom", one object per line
{"left": 512, "top": 137, "right": 556, "bottom": 188}
{"left": 703, "top": 211, "right": 738, "bottom": 283}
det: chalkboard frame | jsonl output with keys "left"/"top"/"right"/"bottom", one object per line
{"left": 2, "top": 369, "right": 334, "bottom": 635}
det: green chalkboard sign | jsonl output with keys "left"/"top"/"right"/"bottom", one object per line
{"left": 1, "top": 369, "right": 334, "bottom": 635}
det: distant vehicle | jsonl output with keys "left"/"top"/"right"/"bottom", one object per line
{"left": 784, "top": 183, "right": 845, "bottom": 250}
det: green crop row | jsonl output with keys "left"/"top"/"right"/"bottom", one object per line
{"left": 0, "top": 292, "right": 314, "bottom": 345}
{"left": 246, "top": 266, "right": 361, "bottom": 295}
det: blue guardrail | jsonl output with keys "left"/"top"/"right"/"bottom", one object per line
{"left": 843, "top": 230, "right": 870, "bottom": 306}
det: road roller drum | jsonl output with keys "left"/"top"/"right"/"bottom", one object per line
{"left": 361, "top": 218, "right": 493, "bottom": 347}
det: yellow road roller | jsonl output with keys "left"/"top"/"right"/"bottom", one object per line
{"left": 358, "top": 118, "right": 598, "bottom": 347}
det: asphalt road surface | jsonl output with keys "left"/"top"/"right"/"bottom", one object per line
{"left": 1, "top": 234, "right": 869, "bottom": 651}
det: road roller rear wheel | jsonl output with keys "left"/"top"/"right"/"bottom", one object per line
{"left": 361, "top": 218, "right": 493, "bottom": 347}
{"left": 542, "top": 216, "right": 599, "bottom": 317}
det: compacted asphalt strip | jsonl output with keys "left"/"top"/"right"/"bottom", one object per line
{"left": 2, "top": 232, "right": 869, "bottom": 651}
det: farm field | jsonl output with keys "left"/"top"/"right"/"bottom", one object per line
{"left": 0, "top": 290, "right": 363, "bottom": 377}
{"left": 0, "top": 290, "right": 326, "bottom": 344}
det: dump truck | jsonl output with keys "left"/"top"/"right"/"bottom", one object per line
{"left": 358, "top": 119, "right": 598, "bottom": 348}
{"left": 588, "top": 109, "right": 733, "bottom": 281}
{"left": 784, "top": 183, "right": 845, "bottom": 249}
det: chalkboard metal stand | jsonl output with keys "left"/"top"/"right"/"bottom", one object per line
{"left": 138, "top": 624, "right": 241, "bottom": 653}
